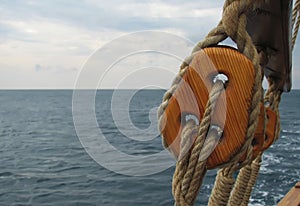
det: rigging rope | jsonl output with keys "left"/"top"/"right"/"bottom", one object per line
{"left": 207, "top": 1, "right": 263, "bottom": 204}
{"left": 159, "top": 0, "right": 299, "bottom": 205}
{"left": 158, "top": 0, "right": 262, "bottom": 205}
{"left": 173, "top": 81, "right": 225, "bottom": 205}
{"left": 228, "top": 1, "right": 300, "bottom": 204}
{"left": 292, "top": 0, "right": 300, "bottom": 49}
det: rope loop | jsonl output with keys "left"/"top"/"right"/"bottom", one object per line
{"left": 156, "top": 0, "right": 300, "bottom": 205}
{"left": 172, "top": 81, "right": 225, "bottom": 206}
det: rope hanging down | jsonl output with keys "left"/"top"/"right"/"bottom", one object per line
{"left": 172, "top": 80, "right": 225, "bottom": 205}
{"left": 207, "top": 1, "right": 265, "bottom": 203}
{"left": 292, "top": 0, "right": 300, "bottom": 49}
{"left": 158, "top": 0, "right": 263, "bottom": 205}
{"left": 158, "top": 0, "right": 299, "bottom": 205}
{"left": 229, "top": 1, "right": 300, "bottom": 205}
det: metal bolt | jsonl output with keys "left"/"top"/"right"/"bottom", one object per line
{"left": 213, "top": 73, "right": 229, "bottom": 85}
{"left": 210, "top": 124, "right": 224, "bottom": 138}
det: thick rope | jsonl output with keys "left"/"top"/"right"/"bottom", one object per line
{"left": 157, "top": 14, "right": 231, "bottom": 206}
{"left": 186, "top": 0, "right": 263, "bottom": 169}
{"left": 231, "top": 79, "right": 283, "bottom": 206}
{"left": 292, "top": 0, "right": 300, "bottom": 49}
{"left": 219, "top": 0, "right": 262, "bottom": 164}
{"left": 158, "top": 0, "right": 264, "bottom": 205}
{"left": 208, "top": 1, "right": 263, "bottom": 205}
{"left": 240, "top": 154, "right": 262, "bottom": 206}
{"left": 186, "top": 0, "right": 295, "bottom": 204}
{"left": 213, "top": 0, "right": 300, "bottom": 204}
{"left": 208, "top": 166, "right": 236, "bottom": 206}
{"left": 232, "top": 80, "right": 283, "bottom": 206}
{"left": 158, "top": 67, "right": 188, "bottom": 149}
{"left": 172, "top": 121, "right": 202, "bottom": 206}
{"left": 157, "top": 0, "right": 299, "bottom": 204}
{"left": 228, "top": 164, "right": 252, "bottom": 205}
{"left": 172, "top": 81, "right": 225, "bottom": 206}
{"left": 265, "top": 78, "right": 282, "bottom": 141}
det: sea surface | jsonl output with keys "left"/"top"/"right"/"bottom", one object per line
{"left": 0, "top": 90, "right": 299, "bottom": 206}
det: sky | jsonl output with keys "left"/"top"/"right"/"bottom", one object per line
{"left": 0, "top": 0, "right": 299, "bottom": 89}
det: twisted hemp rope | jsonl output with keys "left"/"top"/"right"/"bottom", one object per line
{"left": 208, "top": 1, "right": 263, "bottom": 205}
{"left": 157, "top": 0, "right": 300, "bottom": 205}
{"left": 292, "top": 0, "right": 300, "bottom": 50}
{"left": 229, "top": 1, "right": 300, "bottom": 204}
{"left": 158, "top": 1, "right": 262, "bottom": 206}
{"left": 158, "top": 0, "right": 299, "bottom": 204}
{"left": 158, "top": 0, "right": 263, "bottom": 205}
{"left": 230, "top": 80, "right": 283, "bottom": 206}
{"left": 172, "top": 81, "right": 225, "bottom": 205}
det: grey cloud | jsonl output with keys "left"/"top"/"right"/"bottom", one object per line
{"left": 2, "top": 0, "right": 300, "bottom": 89}
{"left": 34, "top": 64, "right": 78, "bottom": 73}
{"left": 0, "top": 21, "right": 43, "bottom": 43}
{"left": 35, "top": 64, "right": 50, "bottom": 72}
{"left": 0, "top": 0, "right": 222, "bottom": 32}
{"left": 0, "top": 0, "right": 224, "bottom": 54}
{"left": 1, "top": 0, "right": 125, "bottom": 31}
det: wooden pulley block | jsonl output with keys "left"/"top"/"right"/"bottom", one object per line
{"left": 160, "top": 46, "right": 257, "bottom": 169}
{"left": 263, "top": 107, "right": 277, "bottom": 150}
{"left": 243, "top": 105, "right": 277, "bottom": 161}
{"left": 252, "top": 104, "right": 266, "bottom": 159}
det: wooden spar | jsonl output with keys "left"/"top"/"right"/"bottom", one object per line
{"left": 278, "top": 182, "right": 300, "bottom": 206}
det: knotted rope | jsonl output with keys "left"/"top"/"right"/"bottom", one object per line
{"left": 240, "top": 154, "right": 262, "bottom": 206}
{"left": 172, "top": 80, "right": 225, "bottom": 205}
{"left": 158, "top": 0, "right": 300, "bottom": 205}
{"left": 208, "top": 1, "right": 263, "bottom": 204}
{"left": 230, "top": 79, "right": 283, "bottom": 206}
{"left": 229, "top": 1, "right": 300, "bottom": 204}
{"left": 158, "top": 0, "right": 263, "bottom": 205}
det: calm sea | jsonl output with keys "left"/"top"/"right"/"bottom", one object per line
{"left": 0, "top": 90, "right": 299, "bottom": 206}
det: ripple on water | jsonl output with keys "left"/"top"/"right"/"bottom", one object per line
{"left": 0, "top": 90, "right": 299, "bottom": 205}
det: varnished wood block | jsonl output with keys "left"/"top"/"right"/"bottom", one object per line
{"left": 263, "top": 107, "right": 277, "bottom": 150}
{"left": 278, "top": 182, "right": 300, "bottom": 206}
{"left": 161, "top": 47, "right": 256, "bottom": 168}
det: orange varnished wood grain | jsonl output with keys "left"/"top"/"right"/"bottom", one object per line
{"left": 161, "top": 47, "right": 256, "bottom": 168}
{"left": 278, "top": 182, "right": 300, "bottom": 206}
{"left": 161, "top": 47, "right": 278, "bottom": 168}
{"left": 252, "top": 104, "right": 265, "bottom": 159}
{"left": 263, "top": 107, "right": 277, "bottom": 150}
{"left": 244, "top": 106, "right": 277, "bottom": 161}
{"left": 240, "top": 105, "right": 277, "bottom": 162}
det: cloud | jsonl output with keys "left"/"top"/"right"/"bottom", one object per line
{"left": 34, "top": 64, "right": 78, "bottom": 73}
{"left": 0, "top": 0, "right": 223, "bottom": 33}
{"left": 0, "top": 63, "right": 79, "bottom": 89}
{"left": 117, "top": 2, "right": 221, "bottom": 18}
{"left": 0, "top": 0, "right": 299, "bottom": 89}
{"left": 0, "top": 19, "right": 122, "bottom": 52}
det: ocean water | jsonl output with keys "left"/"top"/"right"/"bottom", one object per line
{"left": 0, "top": 90, "right": 299, "bottom": 206}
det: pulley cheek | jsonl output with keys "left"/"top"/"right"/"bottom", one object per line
{"left": 158, "top": 0, "right": 298, "bottom": 204}
{"left": 161, "top": 46, "right": 277, "bottom": 169}
{"left": 240, "top": 105, "right": 277, "bottom": 162}
{"left": 251, "top": 104, "right": 265, "bottom": 159}
{"left": 263, "top": 107, "right": 277, "bottom": 150}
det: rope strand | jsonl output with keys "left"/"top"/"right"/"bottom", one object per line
{"left": 157, "top": 0, "right": 296, "bottom": 205}
{"left": 292, "top": 0, "right": 300, "bottom": 49}
{"left": 172, "top": 81, "right": 225, "bottom": 205}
